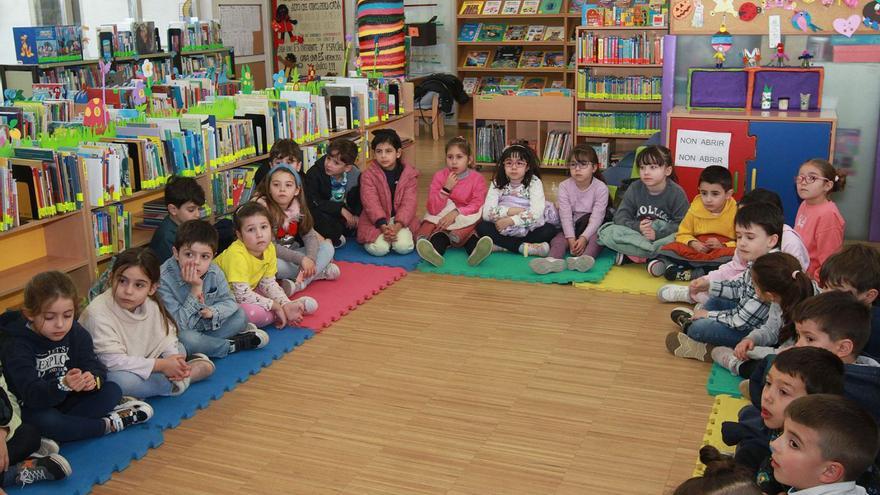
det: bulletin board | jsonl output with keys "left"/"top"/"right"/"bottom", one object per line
{"left": 273, "top": 0, "right": 346, "bottom": 76}
{"left": 670, "top": 0, "right": 880, "bottom": 36}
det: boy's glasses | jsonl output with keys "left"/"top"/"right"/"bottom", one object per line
{"left": 504, "top": 161, "right": 528, "bottom": 169}
{"left": 794, "top": 174, "right": 831, "bottom": 184}
{"left": 569, "top": 161, "right": 594, "bottom": 170}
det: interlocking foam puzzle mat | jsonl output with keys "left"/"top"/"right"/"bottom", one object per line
{"left": 575, "top": 263, "right": 689, "bottom": 295}
{"left": 296, "top": 261, "right": 407, "bottom": 331}
{"left": 416, "top": 249, "right": 615, "bottom": 284}
{"left": 707, "top": 363, "right": 744, "bottom": 398}
{"left": 333, "top": 242, "right": 422, "bottom": 271}
{"left": 693, "top": 394, "right": 751, "bottom": 476}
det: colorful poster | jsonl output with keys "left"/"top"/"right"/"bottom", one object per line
{"left": 273, "top": 0, "right": 346, "bottom": 76}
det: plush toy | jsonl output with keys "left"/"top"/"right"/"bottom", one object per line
{"left": 710, "top": 23, "right": 733, "bottom": 68}
{"left": 743, "top": 47, "right": 761, "bottom": 67}
{"left": 798, "top": 49, "right": 814, "bottom": 66}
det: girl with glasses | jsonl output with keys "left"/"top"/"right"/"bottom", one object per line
{"left": 793, "top": 159, "right": 846, "bottom": 280}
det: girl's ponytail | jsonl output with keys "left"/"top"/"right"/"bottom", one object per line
{"left": 752, "top": 252, "right": 815, "bottom": 343}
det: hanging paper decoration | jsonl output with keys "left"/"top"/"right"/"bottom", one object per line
{"left": 743, "top": 48, "right": 761, "bottom": 66}
{"left": 864, "top": 0, "right": 880, "bottom": 29}
{"left": 710, "top": 21, "right": 733, "bottom": 68}
{"left": 672, "top": 0, "right": 694, "bottom": 19}
{"left": 83, "top": 98, "right": 107, "bottom": 128}
{"left": 710, "top": 0, "right": 738, "bottom": 16}
{"left": 241, "top": 65, "right": 254, "bottom": 94}
{"left": 738, "top": 2, "right": 761, "bottom": 20}
{"left": 273, "top": 70, "right": 286, "bottom": 91}
{"left": 356, "top": 0, "right": 405, "bottom": 78}
{"left": 132, "top": 79, "right": 146, "bottom": 106}
{"left": 791, "top": 10, "right": 822, "bottom": 31}
{"left": 833, "top": 14, "right": 861, "bottom": 35}
{"left": 692, "top": 0, "right": 706, "bottom": 27}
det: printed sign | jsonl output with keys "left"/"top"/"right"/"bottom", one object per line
{"left": 675, "top": 129, "right": 732, "bottom": 168}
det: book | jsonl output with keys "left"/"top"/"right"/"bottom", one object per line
{"left": 482, "top": 0, "right": 502, "bottom": 14}
{"left": 491, "top": 46, "right": 523, "bottom": 68}
{"left": 518, "top": 51, "right": 544, "bottom": 68}
{"left": 477, "top": 23, "right": 506, "bottom": 42}
{"left": 464, "top": 50, "right": 490, "bottom": 67}
{"left": 522, "top": 76, "right": 547, "bottom": 89}
{"left": 479, "top": 76, "right": 502, "bottom": 94}
{"left": 550, "top": 80, "right": 566, "bottom": 88}
{"left": 462, "top": 77, "right": 481, "bottom": 95}
{"left": 504, "top": 25, "right": 527, "bottom": 41}
{"left": 501, "top": 0, "right": 522, "bottom": 14}
{"left": 569, "top": 0, "right": 587, "bottom": 12}
{"left": 499, "top": 75, "right": 524, "bottom": 89}
{"left": 539, "top": 0, "right": 564, "bottom": 13}
{"left": 543, "top": 26, "right": 565, "bottom": 41}
{"left": 524, "top": 25, "right": 545, "bottom": 41}
{"left": 520, "top": 0, "right": 541, "bottom": 13}
{"left": 458, "top": 22, "right": 482, "bottom": 42}
{"left": 543, "top": 51, "right": 566, "bottom": 67}
{"left": 460, "top": 1, "right": 484, "bottom": 14}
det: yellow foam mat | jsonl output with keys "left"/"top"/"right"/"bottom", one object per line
{"left": 574, "top": 263, "right": 688, "bottom": 296}
{"left": 693, "top": 394, "right": 752, "bottom": 476}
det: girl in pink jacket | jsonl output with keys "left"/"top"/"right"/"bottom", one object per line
{"left": 356, "top": 130, "right": 420, "bottom": 256}
{"left": 793, "top": 158, "right": 846, "bottom": 280}
{"left": 415, "top": 137, "right": 493, "bottom": 268}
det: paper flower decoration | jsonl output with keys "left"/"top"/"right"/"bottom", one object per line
{"left": 241, "top": 65, "right": 254, "bottom": 94}
{"left": 273, "top": 70, "right": 286, "bottom": 91}
{"left": 83, "top": 97, "right": 107, "bottom": 128}
{"left": 132, "top": 79, "right": 146, "bottom": 105}
{"left": 142, "top": 59, "right": 154, "bottom": 79}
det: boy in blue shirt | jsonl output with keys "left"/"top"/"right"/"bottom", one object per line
{"left": 158, "top": 220, "right": 268, "bottom": 358}
{"left": 150, "top": 176, "right": 206, "bottom": 263}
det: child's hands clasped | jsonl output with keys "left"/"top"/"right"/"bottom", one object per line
{"left": 734, "top": 339, "right": 755, "bottom": 360}
{"left": 688, "top": 240, "right": 709, "bottom": 253}
{"left": 494, "top": 217, "right": 515, "bottom": 232}
{"left": 704, "top": 238, "right": 723, "bottom": 250}
{"left": 199, "top": 307, "right": 214, "bottom": 320}
{"left": 689, "top": 277, "right": 710, "bottom": 294}
{"left": 341, "top": 208, "right": 358, "bottom": 228}
{"left": 157, "top": 355, "right": 191, "bottom": 381}
{"left": 568, "top": 237, "right": 587, "bottom": 256}
{"left": 437, "top": 210, "right": 459, "bottom": 230}
{"left": 64, "top": 368, "right": 97, "bottom": 392}
{"left": 281, "top": 300, "right": 304, "bottom": 325}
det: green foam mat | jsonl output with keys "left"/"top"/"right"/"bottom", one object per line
{"left": 417, "top": 249, "right": 615, "bottom": 284}
{"left": 707, "top": 363, "right": 744, "bottom": 397}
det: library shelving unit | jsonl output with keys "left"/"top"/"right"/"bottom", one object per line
{"left": 455, "top": 0, "right": 583, "bottom": 124}
{"left": 574, "top": 23, "right": 668, "bottom": 163}
{"left": 359, "top": 82, "right": 416, "bottom": 167}
{"left": 174, "top": 47, "right": 236, "bottom": 78}
{"left": 0, "top": 59, "right": 100, "bottom": 98}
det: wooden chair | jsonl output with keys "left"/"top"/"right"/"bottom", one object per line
{"left": 414, "top": 93, "right": 445, "bottom": 141}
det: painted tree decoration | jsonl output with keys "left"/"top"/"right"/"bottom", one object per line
{"left": 241, "top": 65, "right": 254, "bottom": 94}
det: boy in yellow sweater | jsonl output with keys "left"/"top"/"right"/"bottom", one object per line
{"left": 648, "top": 166, "right": 737, "bottom": 281}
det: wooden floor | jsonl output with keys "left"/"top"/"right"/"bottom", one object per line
{"left": 93, "top": 129, "right": 715, "bottom": 495}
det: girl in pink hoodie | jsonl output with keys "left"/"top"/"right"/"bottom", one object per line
{"left": 793, "top": 158, "right": 846, "bottom": 280}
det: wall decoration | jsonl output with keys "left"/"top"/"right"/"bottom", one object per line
{"left": 673, "top": 0, "right": 695, "bottom": 19}
{"left": 834, "top": 14, "right": 862, "bottom": 35}
{"left": 738, "top": 2, "right": 761, "bottom": 20}
{"left": 274, "top": 0, "right": 346, "bottom": 76}
{"left": 743, "top": 48, "right": 761, "bottom": 66}
{"left": 791, "top": 10, "right": 822, "bottom": 31}
{"left": 711, "top": 0, "right": 738, "bottom": 16}
{"left": 710, "top": 21, "right": 733, "bottom": 68}
{"left": 356, "top": 0, "right": 406, "bottom": 78}
{"left": 672, "top": 0, "right": 877, "bottom": 33}
{"left": 865, "top": 0, "right": 880, "bottom": 29}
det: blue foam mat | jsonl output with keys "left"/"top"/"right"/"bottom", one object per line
{"left": 6, "top": 326, "right": 313, "bottom": 494}
{"left": 333, "top": 242, "right": 421, "bottom": 271}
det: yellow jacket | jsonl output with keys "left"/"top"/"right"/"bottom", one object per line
{"left": 674, "top": 196, "right": 737, "bottom": 247}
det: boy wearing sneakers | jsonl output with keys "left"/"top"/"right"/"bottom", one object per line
{"left": 819, "top": 244, "right": 880, "bottom": 359}
{"left": 150, "top": 176, "right": 206, "bottom": 263}
{"left": 158, "top": 220, "right": 269, "bottom": 359}
{"left": 649, "top": 165, "right": 737, "bottom": 281}
{"left": 771, "top": 394, "right": 878, "bottom": 495}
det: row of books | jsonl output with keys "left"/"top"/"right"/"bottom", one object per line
{"left": 180, "top": 52, "right": 230, "bottom": 77}
{"left": 576, "top": 32, "right": 665, "bottom": 65}
{"left": 91, "top": 205, "right": 132, "bottom": 256}
{"left": 580, "top": 1, "right": 668, "bottom": 27}
{"left": 576, "top": 111, "right": 661, "bottom": 135}
{"left": 169, "top": 20, "right": 224, "bottom": 52}
{"left": 37, "top": 65, "right": 101, "bottom": 93}
{"left": 8, "top": 147, "right": 82, "bottom": 222}
{"left": 475, "top": 123, "right": 506, "bottom": 163}
{"left": 464, "top": 48, "right": 567, "bottom": 68}
{"left": 576, "top": 72, "right": 662, "bottom": 100}
{"left": 79, "top": 142, "right": 133, "bottom": 208}
{"left": 463, "top": 76, "right": 573, "bottom": 96}
{"left": 1, "top": 103, "right": 44, "bottom": 141}
{"left": 459, "top": 0, "right": 564, "bottom": 15}
{"left": 459, "top": 23, "right": 566, "bottom": 42}
{"left": 0, "top": 161, "right": 20, "bottom": 231}
{"left": 140, "top": 198, "right": 210, "bottom": 229}
{"left": 587, "top": 141, "right": 611, "bottom": 169}
{"left": 114, "top": 58, "right": 173, "bottom": 83}
{"left": 541, "top": 130, "right": 572, "bottom": 167}
{"left": 211, "top": 164, "right": 260, "bottom": 216}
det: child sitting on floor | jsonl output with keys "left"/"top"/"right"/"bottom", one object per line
{"left": 2, "top": 271, "right": 152, "bottom": 445}
{"left": 215, "top": 202, "right": 317, "bottom": 328}
{"left": 476, "top": 141, "right": 559, "bottom": 256}
{"left": 649, "top": 165, "right": 737, "bottom": 281}
{"left": 150, "top": 176, "right": 206, "bottom": 264}
{"left": 673, "top": 446, "right": 761, "bottom": 495}
{"left": 357, "top": 129, "right": 420, "bottom": 256}
{"left": 665, "top": 203, "right": 784, "bottom": 361}
{"left": 794, "top": 159, "right": 846, "bottom": 280}
{"left": 415, "top": 136, "right": 493, "bottom": 268}
{"left": 81, "top": 248, "right": 215, "bottom": 399}
{"left": 304, "top": 138, "right": 362, "bottom": 248}
{"left": 252, "top": 141, "right": 339, "bottom": 295}
{"left": 158, "top": 219, "right": 269, "bottom": 359}
{"left": 771, "top": 394, "right": 878, "bottom": 495}
{"left": 819, "top": 244, "right": 880, "bottom": 359}
{"left": 597, "top": 145, "right": 689, "bottom": 268}
{"left": 529, "top": 144, "right": 609, "bottom": 275}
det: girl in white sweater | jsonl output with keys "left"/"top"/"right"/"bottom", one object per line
{"left": 80, "top": 248, "right": 215, "bottom": 399}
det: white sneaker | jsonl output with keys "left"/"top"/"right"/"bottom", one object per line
{"left": 321, "top": 263, "right": 341, "bottom": 281}
{"left": 187, "top": 353, "right": 215, "bottom": 383}
{"left": 33, "top": 438, "right": 60, "bottom": 458}
{"left": 520, "top": 242, "right": 550, "bottom": 257}
{"left": 292, "top": 296, "right": 318, "bottom": 315}
{"left": 711, "top": 346, "right": 744, "bottom": 375}
{"left": 657, "top": 284, "right": 693, "bottom": 303}
{"left": 280, "top": 278, "right": 304, "bottom": 297}
{"left": 529, "top": 257, "right": 565, "bottom": 274}
{"left": 566, "top": 255, "right": 595, "bottom": 272}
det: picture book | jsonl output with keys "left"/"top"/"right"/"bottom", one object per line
{"left": 464, "top": 50, "right": 490, "bottom": 67}
{"left": 550, "top": 80, "right": 566, "bottom": 88}
{"left": 543, "top": 51, "right": 566, "bottom": 67}
{"left": 524, "top": 25, "right": 545, "bottom": 41}
{"left": 504, "top": 25, "right": 527, "bottom": 41}
{"left": 462, "top": 77, "right": 481, "bottom": 95}
{"left": 459, "top": 1, "right": 484, "bottom": 15}
{"left": 518, "top": 51, "right": 545, "bottom": 68}
{"left": 477, "top": 23, "right": 506, "bottom": 42}
{"left": 458, "top": 23, "right": 482, "bottom": 42}
{"left": 539, "top": 0, "right": 564, "bottom": 13}
{"left": 569, "top": 0, "right": 588, "bottom": 12}
{"left": 491, "top": 46, "right": 523, "bottom": 68}
{"left": 520, "top": 0, "right": 541, "bottom": 13}
{"left": 480, "top": 77, "right": 503, "bottom": 94}
{"left": 543, "top": 26, "right": 565, "bottom": 41}
{"left": 502, "top": 1, "right": 522, "bottom": 14}
{"left": 522, "top": 77, "right": 547, "bottom": 89}
{"left": 500, "top": 75, "right": 524, "bottom": 89}
{"left": 482, "top": 0, "right": 503, "bottom": 14}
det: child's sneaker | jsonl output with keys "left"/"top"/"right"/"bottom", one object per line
{"left": 187, "top": 353, "right": 215, "bottom": 383}
{"left": 664, "top": 264, "right": 693, "bottom": 282}
{"left": 646, "top": 259, "right": 665, "bottom": 277}
{"left": 467, "top": 236, "right": 493, "bottom": 267}
{"left": 711, "top": 346, "right": 743, "bottom": 375}
{"left": 280, "top": 278, "right": 305, "bottom": 297}
{"left": 519, "top": 242, "right": 550, "bottom": 257}
{"left": 665, "top": 331, "right": 712, "bottom": 362}
{"left": 292, "top": 296, "right": 318, "bottom": 315}
{"left": 6, "top": 454, "right": 71, "bottom": 486}
{"left": 657, "top": 284, "right": 693, "bottom": 303}
{"left": 106, "top": 400, "right": 154, "bottom": 432}
{"left": 739, "top": 379, "right": 751, "bottom": 400}
{"left": 32, "top": 438, "right": 60, "bottom": 458}
{"left": 613, "top": 252, "right": 630, "bottom": 266}
{"left": 333, "top": 235, "right": 346, "bottom": 248}
{"left": 670, "top": 307, "right": 694, "bottom": 332}
{"left": 321, "top": 263, "right": 341, "bottom": 281}
{"left": 529, "top": 257, "right": 565, "bottom": 274}
{"left": 228, "top": 328, "right": 270, "bottom": 353}
{"left": 416, "top": 238, "right": 444, "bottom": 267}
{"left": 566, "top": 255, "right": 595, "bottom": 272}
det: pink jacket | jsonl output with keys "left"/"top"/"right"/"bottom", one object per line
{"left": 426, "top": 168, "right": 487, "bottom": 216}
{"left": 357, "top": 160, "right": 420, "bottom": 243}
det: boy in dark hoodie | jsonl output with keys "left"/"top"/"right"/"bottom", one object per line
{"left": 1, "top": 271, "right": 153, "bottom": 445}
{"left": 303, "top": 138, "right": 362, "bottom": 247}
{"left": 819, "top": 244, "right": 880, "bottom": 360}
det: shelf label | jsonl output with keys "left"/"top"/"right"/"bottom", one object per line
{"left": 674, "top": 129, "right": 732, "bottom": 169}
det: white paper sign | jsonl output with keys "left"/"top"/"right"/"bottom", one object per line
{"left": 769, "top": 15, "right": 781, "bottom": 49}
{"left": 675, "top": 130, "right": 732, "bottom": 168}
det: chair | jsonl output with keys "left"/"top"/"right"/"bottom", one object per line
{"left": 414, "top": 92, "right": 445, "bottom": 141}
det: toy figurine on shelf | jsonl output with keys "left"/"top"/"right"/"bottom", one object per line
{"left": 710, "top": 22, "right": 733, "bottom": 68}
{"left": 761, "top": 85, "right": 773, "bottom": 110}
{"left": 798, "top": 49, "right": 814, "bottom": 67}
{"left": 743, "top": 48, "right": 761, "bottom": 67}
{"left": 770, "top": 42, "right": 789, "bottom": 66}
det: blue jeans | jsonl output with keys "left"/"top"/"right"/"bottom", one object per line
{"left": 22, "top": 381, "right": 122, "bottom": 442}
{"left": 277, "top": 240, "right": 334, "bottom": 285}
{"left": 177, "top": 307, "right": 247, "bottom": 358}
{"left": 688, "top": 296, "right": 745, "bottom": 347}
{"left": 107, "top": 343, "right": 184, "bottom": 399}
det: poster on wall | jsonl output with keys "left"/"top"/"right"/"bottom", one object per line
{"left": 273, "top": 0, "right": 346, "bottom": 76}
